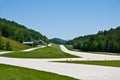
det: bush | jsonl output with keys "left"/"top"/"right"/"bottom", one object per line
{"left": 5, "top": 42, "right": 12, "bottom": 51}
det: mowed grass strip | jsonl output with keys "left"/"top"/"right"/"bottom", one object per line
{"left": 65, "top": 45, "right": 74, "bottom": 50}
{"left": 0, "top": 63, "right": 78, "bottom": 80}
{"left": 65, "top": 45, "right": 81, "bottom": 52}
{"left": 57, "top": 60, "right": 120, "bottom": 67}
{"left": 0, "top": 44, "right": 79, "bottom": 58}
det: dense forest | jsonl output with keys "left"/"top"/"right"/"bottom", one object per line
{"left": 68, "top": 26, "right": 120, "bottom": 53}
{"left": 0, "top": 18, "right": 48, "bottom": 50}
{"left": 49, "top": 38, "right": 68, "bottom": 44}
{"left": 0, "top": 18, "right": 48, "bottom": 43}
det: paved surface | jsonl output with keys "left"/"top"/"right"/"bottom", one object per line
{"left": 22, "top": 46, "right": 46, "bottom": 52}
{"left": 0, "top": 46, "right": 46, "bottom": 54}
{"left": 0, "top": 57, "right": 120, "bottom": 80}
{"left": 60, "top": 45, "right": 120, "bottom": 60}
{"left": 0, "top": 45, "right": 120, "bottom": 80}
{"left": 48, "top": 43, "right": 52, "bottom": 47}
{"left": 0, "top": 51, "right": 13, "bottom": 54}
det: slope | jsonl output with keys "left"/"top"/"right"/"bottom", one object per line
{"left": 1, "top": 36, "right": 30, "bottom": 51}
{"left": 0, "top": 18, "right": 48, "bottom": 43}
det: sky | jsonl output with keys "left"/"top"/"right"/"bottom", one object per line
{"left": 0, "top": 0, "right": 120, "bottom": 40}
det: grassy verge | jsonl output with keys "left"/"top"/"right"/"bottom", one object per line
{"left": 65, "top": 45, "right": 81, "bottom": 52}
{"left": 65, "top": 45, "right": 74, "bottom": 50}
{"left": 56, "top": 60, "right": 120, "bottom": 67}
{"left": 0, "top": 44, "right": 79, "bottom": 58}
{"left": 0, "top": 63, "right": 78, "bottom": 80}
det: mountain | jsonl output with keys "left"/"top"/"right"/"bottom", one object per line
{"left": 68, "top": 26, "right": 120, "bottom": 53}
{"left": 0, "top": 18, "right": 48, "bottom": 43}
{"left": 49, "top": 38, "right": 68, "bottom": 44}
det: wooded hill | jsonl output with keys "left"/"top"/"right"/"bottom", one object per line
{"left": 0, "top": 18, "right": 48, "bottom": 43}
{"left": 68, "top": 26, "right": 120, "bottom": 53}
{"left": 0, "top": 18, "right": 48, "bottom": 51}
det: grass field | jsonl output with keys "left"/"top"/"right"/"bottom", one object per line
{"left": 0, "top": 63, "right": 77, "bottom": 80}
{"left": 0, "top": 44, "right": 79, "bottom": 58}
{"left": 65, "top": 45, "right": 74, "bottom": 50}
{"left": 57, "top": 60, "right": 120, "bottom": 67}
{"left": 2, "top": 37, "right": 30, "bottom": 51}
{"left": 65, "top": 45, "right": 81, "bottom": 52}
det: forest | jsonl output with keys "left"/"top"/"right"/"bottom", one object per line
{"left": 0, "top": 18, "right": 48, "bottom": 43}
{"left": 0, "top": 18, "right": 48, "bottom": 50}
{"left": 68, "top": 27, "right": 120, "bottom": 53}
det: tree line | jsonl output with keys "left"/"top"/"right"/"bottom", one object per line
{"left": 49, "top": 38, "right": 67, "bottom": 44}
{"left": 68, "top": 27, "right": 120, "bottom": 53}
{"left": 0, "top": 18, "right": 48, "bottom": 43}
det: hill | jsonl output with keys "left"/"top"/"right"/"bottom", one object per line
{"left": 1, "top": 37, "right": 30, "bottom": 51}
{"left": 49, "top": 38, "right": 68, "bottom": 44}
{"left": 0, "top": 18, "right": 48, "bottom": 43}
{"left": 68, "top": 26, "right": 120, "bottom": 53}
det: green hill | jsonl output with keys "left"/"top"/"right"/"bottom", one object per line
{"left": 0, "top": 18, "right": 48, "bottom": 51}
{"left": 69, "top": 26, "right": 120, "bottom": 53}
{"left": 0, "top": 18, "right": 48, "bottom": 43}
{"left": 1, "top": 37, "right": 30, "bottom": 51}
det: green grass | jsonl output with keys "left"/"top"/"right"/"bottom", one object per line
{"left": 2, "top": 37, "right": 30, "bottom": 51}
{"left": 0, "top": 63, "right": 78, "bottom": 80}
{"left": 65, "top": 45, "right": 74, "bottom": 50}
{"left": 0, "top": 44, "right": 79, "bottom": 58}
{"left": 65, "top": 45, "right": 81, "bottom": 52}
{"left": 57, "top": 60, "right": 120, "bottom": 67}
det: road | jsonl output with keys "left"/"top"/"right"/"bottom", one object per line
{"left": 0, "top": 45, "right": 120, "bottom": 80}
{"left": 22, "top": 46, "right": 46, "bottom": 52}
{"left": 0, "top": 45, "right": 46, "bottom": 55}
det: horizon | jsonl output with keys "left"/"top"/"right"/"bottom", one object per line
{"left": 0, "top": 0, "right": 120, "bottom": 40}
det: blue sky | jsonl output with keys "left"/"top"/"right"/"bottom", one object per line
{"left": 0, "top": 0, "right": 120, "bottom": 40}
